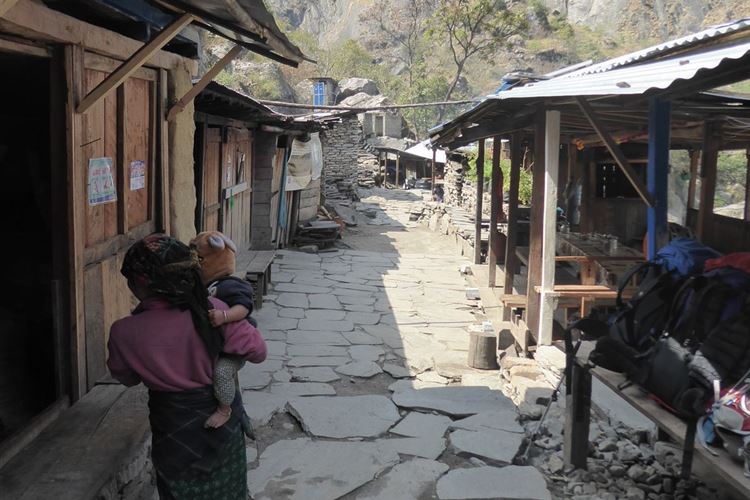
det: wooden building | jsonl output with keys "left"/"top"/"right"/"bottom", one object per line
{"left": 0, "top": 0, "right": 305, "bottom": 489}
{"left": 194, "top": 82, "right": 326, "bottom": 250}
{"left": 430, "top": 19, "right": 750, "bottom": 349}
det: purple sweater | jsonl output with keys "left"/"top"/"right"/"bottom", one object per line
{"left": 107, "top": 297, "right": 267, "bottom": 392}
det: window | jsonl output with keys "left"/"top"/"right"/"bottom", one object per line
{"left": 595, "top": 163, "right": 641, "bottom": 199}
{"left": 374, "top": 114, "right": 384, "bottom": 136}
{"left": 313, "top": 81, "right": 326, "bottom": 106}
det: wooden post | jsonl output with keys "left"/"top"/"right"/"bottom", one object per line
{"left": 474, "top": 139, "right": 485, "bottom": 265}
{"left": 65, "top": 45, "right": 87, "bottom": 400}
{"left": 526, "top": 109, "right": 546, "bottom": 336}
{"left": 564, "top": 362, "right": 592, "bottom": 469}
{"left": 431, "top": 148, "right": 437, "bottom": 198}
{"left": 539, "top": 110, "right": 561, "bottom": 345}
{"left": 503, "top": 133, "right": 522, "bottom": 320}
{"left": 77, "top": 13, "right": 194, "bottom": 114}
{"left": 646, "top": 97, "right": 671, "bottom": 259}
{"left": 744, "top": 149, "right": 750, "bottom": 221}
{"left": 468, "top": 331, "right": 499, "bottom": 369}
{"left": 696, "top": 123, "right": 720, "bottom": 242}
{"left": 488, "top": 137, "right": 501, "bottom": 287}
{"left": 168, "top": 44, "right": 242, "bottom": 121}
{"left": 687, "top": 149, "right": 700, "bottom": 211}
{"left": 395, "top": 152, "right": 401, "bottom": 188}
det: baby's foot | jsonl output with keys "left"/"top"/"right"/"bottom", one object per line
{"left": 204, "top": 406, "right": 232, "bottom": 428}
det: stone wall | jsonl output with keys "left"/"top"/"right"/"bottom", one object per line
{"left": 251, "top": 130, "right": 278, "bottom": 249}
{"left": 320, "top": 116, "right": 379, "bottom": 200}
{"left": 442, "top": 159, "right": 491, "bottom": 218}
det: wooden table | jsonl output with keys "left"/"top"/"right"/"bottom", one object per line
{"left": 556, "top": 232, "right": 643, "bottom": 286}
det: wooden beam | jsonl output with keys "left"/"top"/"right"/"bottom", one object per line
{"left": 503, "top": 132, "right": 522, "bottom": 320}
{"left": 395, "top": 153, "right": 400, "bottom": 188}
{"left": 167, "top": 44, "right": 242, "bottom": 121}
{"left": 488, "top": 137, "right": 501, "bottom": 287}
{"left": 646, "top": 97, "right": 671, "bottom": 259}
{"left": 64, "top": 45, "right": 87, "bottom": 400}
{"left": 745, "top": 149, "right": 750, "bottom": 221}
{"left": 474, "top": 139, "right": 485, "bottom": 265}
{"left": 539, "top": 110, "right": 561, "bottom": 346}
{"left": 686, "top": 149, "right": 700, "bottom": 211}
{"left": 696, "top": 123, "right": 720, "bottom": 241}
{"left": 576, "top": 97, "right": 654, "bottom": 207}
{"left": 0, "top": 0, "right": 19, "bottom": 17}
{"left": 526, "top": 108, "right": 546, "bottom": 337}
{"left": 77, "top": 13, "right": 194, "bottom": 114}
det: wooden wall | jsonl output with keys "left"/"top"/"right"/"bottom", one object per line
{"left": 77, "top": 53, "right": 161, "bottom": 388}
{"left": 687, "top": 209, "right": 750, "bottom": 252}
{"left": 197, "top": 125, "right": 253, "bottom": 250}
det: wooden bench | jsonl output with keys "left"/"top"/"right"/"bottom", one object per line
{"left": 243, "top": 250, "right": 276, "bottom": 310}
{"left": 565, "top": 356, "right": 750, "bottom": 498}
{"left": 534, "top": 284, "right": 632, "bottom": 316}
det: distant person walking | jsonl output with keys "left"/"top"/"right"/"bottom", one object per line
{"left": 107, "top": 234, "right": 266, "bottom": 499}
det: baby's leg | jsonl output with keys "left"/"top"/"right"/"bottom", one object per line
{"left": 205, "top": 356, "right": 244, "bottom": 428}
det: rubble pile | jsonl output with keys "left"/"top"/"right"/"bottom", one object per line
{"left": 498, "top": 349, "right": 719, "bottom": 500}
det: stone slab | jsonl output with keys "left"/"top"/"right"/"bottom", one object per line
{"left": 305, "top": 309, "right": 346, "bottom": 321}
{"left": 264, "top": 341, "right": 286, "bottom": 357}
{"left": 287, "top": 395, "right": 400, "bottom": 438}
{"left": 355, "top": 458, "right": 449, "bottom": 500}
{"left": 308, "top": 294, "right": 342, "bottom": 309}
{"left": 436, "top": 466, "right": 551, "bottom": 500}
{"left": 335, "top": 361, "right": 383, "bottom": 378}
{"left": 278, "top": 307, "right": 305, "bottom": 319}
{"left": 339, "top": 295, "right": 376, "bottom": 306}
{"left": 287, "top": 345, "right": 349, "bottom": 357}
{"left": 344, "top": 304, "right": 376, "bottom": 312}
{"left": 388, "top": 380, "right": 445, "bottom": 392}
{"left": 242, "top": 392, "right": 287, "bottom": 425}
{"left": 349, "top": 345, "right": 385, "bottom": 361}
{"left": 262, "top": 317, "right": 299, "bottom": 331}
{"left": 376, "top": 436, "right": 447, "bottom": 460}
{"left": 269, "top": 382, "right": 336, "bottom": 397}
{"left": 274, "top": 283, "right": 331, "bottom": 294}
{"left": 392, "top": 387, "right": 515, "bottom": 417}
{"left": 345, "top": 312, "right": 382, "bottom": 325}
{"left": 382, "top": 363, "right": 413, "bottom": 378}
{"left": 449, "top": 410, "right": 524, "bottom": 434}
{"left": 275, "top": 292, "right": 309, "bottom": 308}
{"left": 290, "top": 367, "right": 341, "bottom": 383}
{"left": 342, "top": 331, "right": 384, "bottom": 345}
{"left": 448, "top": 429, "right": 524, "bottom": 464}
{"left": 297, "top": 319, "right": 355, "bottom": 332}
{"left": 287, "top": 356, "right": 351, "bottom": 367}
{"left": 390, "top": 412, "right": 453, "bottom": 439}
{"left": 286, "top": 331, "right": 350, "bottom": 346}
{"left": 247, "top": 439, "right": 400, "bottom": 500}
{"left": 238, "top": 370, "right": 271, "bottom": 390}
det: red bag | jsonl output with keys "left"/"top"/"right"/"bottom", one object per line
{"left": 705, "top": 253, "right": 750, "bottom": 275}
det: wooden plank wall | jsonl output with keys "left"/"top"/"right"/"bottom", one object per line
{"left": 78, "top": 56, "right": 158, "bottom": 387}
{"left": 221, "top": 127, "right": 252, "bottom": 250}
{"left": 687, "top": 209, "right": 750, "bottom": 253}
{"left": 202, "top": 127, "right": 221, "bottom": 232}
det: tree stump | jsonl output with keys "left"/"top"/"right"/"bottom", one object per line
{"left": 468, "top": 331, "right": 499, "bottom": 370}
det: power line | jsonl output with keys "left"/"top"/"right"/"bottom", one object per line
{"left": 255, "top": 98, "right": 477, "bottom": 111}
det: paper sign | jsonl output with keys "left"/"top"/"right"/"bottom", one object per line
{"left": 129, "top": 160, "right": 145, "bottom": 190}
{"left": 88, "top": 157, "right": 117, "bottom": 205}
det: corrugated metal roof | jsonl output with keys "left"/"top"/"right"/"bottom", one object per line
{"left": 405, "top": 140, "right": 447, "bottom": 163}
{"left": 485, "top": 38, "right": 750, "bottom": 100}
{"left": 563, "top": 18, "right": 750, "bottom": 77}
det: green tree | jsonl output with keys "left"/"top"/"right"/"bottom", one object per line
{"left": 428, "top": 0, "right": 529, "bottom": 119}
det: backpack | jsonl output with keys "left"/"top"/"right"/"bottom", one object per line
{"left": 604, "top": 239, "right": 720, "bottom": 352}
{"left": 589, "top": 239, "right": 722, "bottom": 416}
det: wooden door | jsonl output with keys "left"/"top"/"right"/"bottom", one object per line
{"left": 69, "top": 50, "right": 165, "bottom": 391}
{"left": 220, "top": 127, "right": 252, "bottom": 250}
{"left": 201, "top": 126, "right": 222, "bottom": 231}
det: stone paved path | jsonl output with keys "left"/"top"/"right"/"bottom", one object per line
{"left": 241, "top": 189, "right": 552, "bottom": 500}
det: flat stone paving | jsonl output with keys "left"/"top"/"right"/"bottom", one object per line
{"left": 241, "top": 189, "right": 553, "bottom": 500}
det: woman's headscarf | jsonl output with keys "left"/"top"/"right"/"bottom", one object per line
{"left": 121, "top": 233, "right": 223, "bottom": 358}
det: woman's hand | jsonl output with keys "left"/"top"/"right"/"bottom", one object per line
{"left": 208, "top": 309, "right": 228, "bottom": 327}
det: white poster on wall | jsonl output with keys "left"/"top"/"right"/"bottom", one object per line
{"left": 88, "top": 157, "right": 117, "bottom": 205}
{"left": 286, "top": 133, "right": 323, "bottom": 191}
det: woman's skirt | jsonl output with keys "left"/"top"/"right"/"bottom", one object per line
{"left": 148, "top": 386, "right": 247, "bottom": 500}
